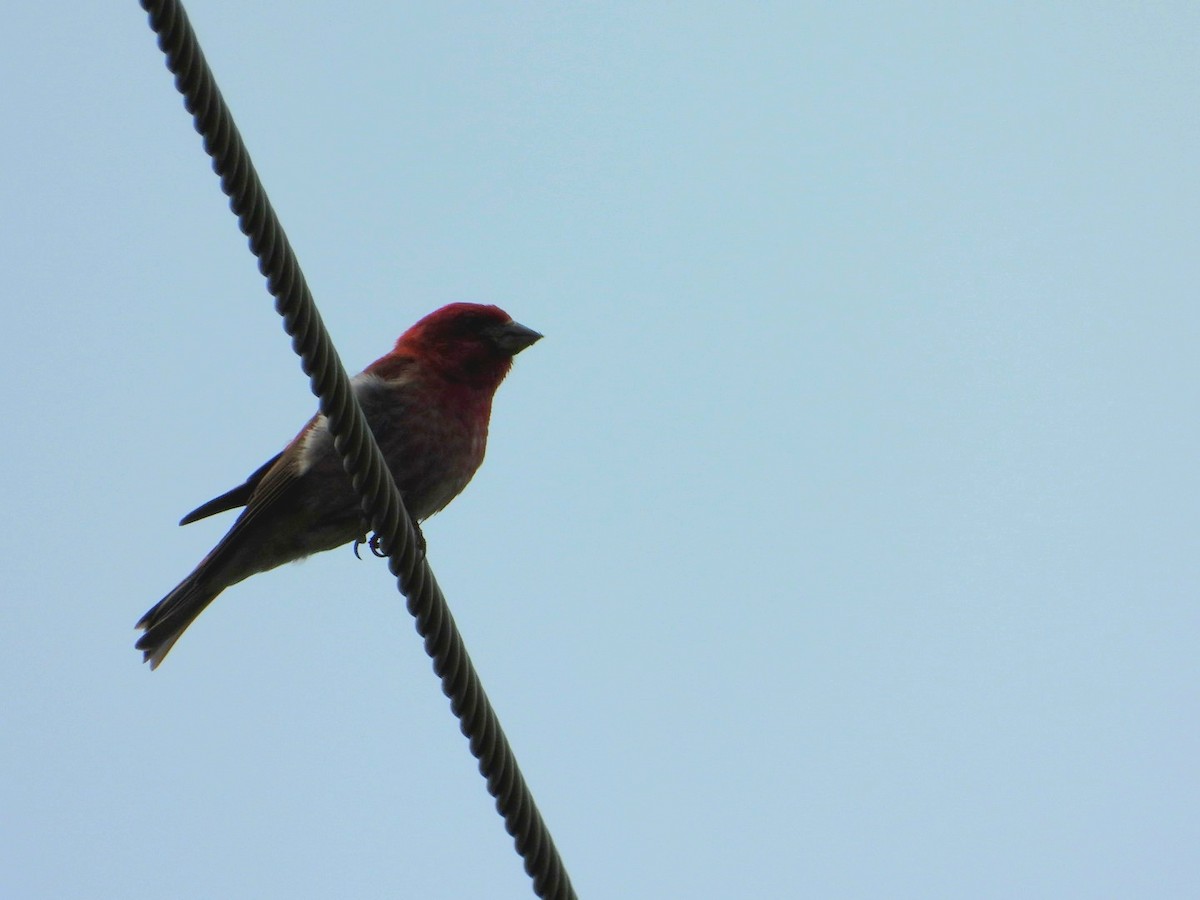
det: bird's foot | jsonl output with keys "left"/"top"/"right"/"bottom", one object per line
{"left": 352, "top": 526, "right": 425, "bottom": 560}
{"left": 352, "top": 533, "right": 389, "bottom": 558}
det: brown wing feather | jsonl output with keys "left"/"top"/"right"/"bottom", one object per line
{"left": 221, "top": 448, "right": 307, "bottom": 538}
{"left": 189, "top": 415, "right": 333, "bottom": 566}
{"left": 179, "top": 451, "right": 285, "bottom": 525}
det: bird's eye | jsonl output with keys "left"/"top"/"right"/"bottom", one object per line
{"left": 456, "top": 315, "right": 490, "bottom": 334}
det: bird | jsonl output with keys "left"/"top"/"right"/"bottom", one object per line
{"left": 135, "top": 302, "right": 541, "bottom": 668}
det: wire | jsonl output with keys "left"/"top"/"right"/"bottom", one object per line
{"left": 138, "top": 2, "right": 577, "bottom": 896}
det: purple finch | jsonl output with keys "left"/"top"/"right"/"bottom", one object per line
{"left": 136, "top": 302, "right": 541, "bottom": 668}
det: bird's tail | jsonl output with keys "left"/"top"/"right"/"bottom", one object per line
{"left": 135, "top": 572, "right": 222, "bottom": 669}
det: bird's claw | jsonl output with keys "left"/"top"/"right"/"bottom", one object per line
{"left": 352, "top": 533, "right": 388, "bottom": 558}
{"left": 352, "top": 526, "right": 426, "bottom": 560}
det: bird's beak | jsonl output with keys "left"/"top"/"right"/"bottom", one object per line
{"left": 489, "top": 320, "right": 543, "bottom": 355}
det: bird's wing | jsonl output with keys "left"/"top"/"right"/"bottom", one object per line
{"left": 220, "top": 436, "right": 311, "bottom": 536}
{"left": 178, "top": 450, "right": 285, "bottom": 525}
{"left": 171, "top": 417, "right": 330, "bottom": 591}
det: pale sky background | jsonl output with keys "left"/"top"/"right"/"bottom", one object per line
{"left": 2, "top": 3, "right": 1198, "bottom": 898}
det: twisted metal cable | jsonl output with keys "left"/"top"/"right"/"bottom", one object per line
{"left": 138, "top": 2, "right": 576, "bottom": 897}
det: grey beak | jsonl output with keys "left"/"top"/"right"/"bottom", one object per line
{"left": 490, "top": 320, "right": 543, "bottom": 355}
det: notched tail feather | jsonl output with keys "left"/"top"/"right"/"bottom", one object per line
{"left": 135, "top": 575, "right": 219, "bottom": 669}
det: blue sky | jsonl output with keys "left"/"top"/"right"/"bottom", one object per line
{"left": 2, "top": 3, "right": 1198, "bottom": 898}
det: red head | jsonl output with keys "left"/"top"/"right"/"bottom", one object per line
{"left": 378, "top": 303, "right": 542, "bottom": 389}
